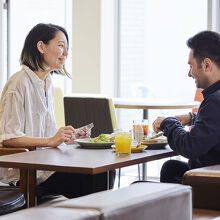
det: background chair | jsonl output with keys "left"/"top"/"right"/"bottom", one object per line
{"left": 54, "top": 87, "right": 65, "bottom": 128}
{"left": 192, "top": 88, "right": 203, "bottom": 113}
{"left": 64, "top": 94, "right": 117, "bottom": 137}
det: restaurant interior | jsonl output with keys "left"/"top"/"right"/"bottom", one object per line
{"left": 0, "top": 0, "right": 220, "bottom": 219}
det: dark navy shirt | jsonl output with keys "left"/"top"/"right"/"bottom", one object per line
{"left": 160, "top": 80, "right": 220, "bottom": 169}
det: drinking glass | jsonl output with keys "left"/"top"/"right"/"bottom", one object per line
{"left": 133, "top": 119, "right": 149, "bottom": 139}
{"left": 115, "top": 131, "right": 132, "bottom": 155}
{"left": 142, "top": 119, "right": 149, "bottom": 138}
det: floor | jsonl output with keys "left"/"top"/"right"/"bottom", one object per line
{"left": 113, "top": 164, "right": 160, "bottom": 190}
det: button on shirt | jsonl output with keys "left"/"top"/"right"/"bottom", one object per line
{"left": 0, "top": 65, "right": 57, "bottom": 184}
{"left": 160, "top": 80, "right": 220, "bottom": 169}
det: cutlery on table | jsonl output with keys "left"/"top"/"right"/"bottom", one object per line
{"left": 149, "top": 131, "right": 164, "bottom": 140}
{"left": 73, "top": 123, "right": 94, "bottom": 139}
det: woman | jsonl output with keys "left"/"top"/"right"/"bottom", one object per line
{"left": 0, "top": 23, "right": 115, "bottom": 199}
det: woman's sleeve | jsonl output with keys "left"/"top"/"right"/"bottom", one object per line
{"left": 0, "top": 91, "right": 26, "bottom": 143}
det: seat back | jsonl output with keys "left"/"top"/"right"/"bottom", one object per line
{"left": 64, "top": 94, "right": 117, "bottom": 137}
{"left": 54, "top": 87, "right": 65, "bottom": 128}
{"left": 192, "top": 88, "right": 203, "bottom": 113}
{"left": 52, "top": 182, "right": 192, "bottom": 220}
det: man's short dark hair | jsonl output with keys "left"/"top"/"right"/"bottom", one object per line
{"left": 187, "top": 30, "right": 220, "bottom": 68}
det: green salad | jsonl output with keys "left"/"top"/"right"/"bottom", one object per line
{"left": 89, "top": 134, "right": 111, "bottom": 143}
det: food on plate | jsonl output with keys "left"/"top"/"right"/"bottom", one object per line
{"left": 111, "top": 144, "right": 147, "bottom": 152}
{"left": 142, "top": 138, "right": 167, "bottom": 144}
{"left": 89, "top": 134, "right": 112, "bottom": 143}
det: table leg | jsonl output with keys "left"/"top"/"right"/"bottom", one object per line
{"left": 142, "top": 163, "right": 147, "bottom": 181}
{"left": 143, "top": 109, "right": 148, "bottom": 119}
{"left": 118, "top": 168, "right": 121, "bottom": 188}
{"left": 28, "top": 169, "right": 36, "bottom": 207}
{"left": 107, "top": 170, "right": 109, "bottom": 190}
{"left": 20, "top": 169, "right": 28, "bottom": 208}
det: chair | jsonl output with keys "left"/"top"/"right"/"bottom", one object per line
{"left": 54, "top": 87, "right": 65, "bottom": 128}
{"left": 0, "top": 147, "right": 27, "bottom": 215}
{"left": 64, "top": 94, "right": 117, "bottom": 137}
{"left": 183, "top": 165, "right": 220, "bottom": 219}
{"left": 192, "top": 88, "right": 203, "bottom": 113}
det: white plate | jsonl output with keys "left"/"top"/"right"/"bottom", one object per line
{"left": 75, "top": 138, "right": 114, "bottom": 149}
{"left": 141, "top": 141, "right": 168, "bottom": 149}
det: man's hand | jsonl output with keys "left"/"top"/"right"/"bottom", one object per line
{"left": 175, "top": 113, "right": 191, "bottom": 126}
{"left": 152, "top": 117, "right": 165, "bottom": 133}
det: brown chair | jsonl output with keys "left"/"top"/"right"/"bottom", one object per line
{"left": 183, "top": 165, "right": 220, "bottom": 219}
{"left": 192, "top": 88, "right": 203, "bottom": 113}
{"left": 0, "top": 146, "right": 28, "bottom": 215}
{"left": 64, "top": 94, "right": 117, "bottom": 138}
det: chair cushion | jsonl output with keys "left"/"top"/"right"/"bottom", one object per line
{"left": 0, "top": 189, "right": 25, "bottom": 215}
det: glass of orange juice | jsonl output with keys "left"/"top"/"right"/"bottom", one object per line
{"left": 115, "top": 131, "right": 132, "bottom": 156}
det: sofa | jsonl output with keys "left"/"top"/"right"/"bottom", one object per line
{"left": 0, "top": 182, "right": 192, "bottom": 220}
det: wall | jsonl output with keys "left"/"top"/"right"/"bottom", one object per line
{"left": 72, "top": 0, "right": 101, "bottom": 93}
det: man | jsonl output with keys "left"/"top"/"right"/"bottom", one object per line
{"left": 153, "top": 31, "right": 220, "bottom": 183}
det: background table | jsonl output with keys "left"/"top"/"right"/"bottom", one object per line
{"left": 0, "top": 144, "right": 176, "bottom": 207}
{"left": 114, "top": 98, "right": 200, "bottom": 118}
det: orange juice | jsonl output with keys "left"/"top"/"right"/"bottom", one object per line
{"left": 115, "top": 132, "right": 132, "bottom": 155}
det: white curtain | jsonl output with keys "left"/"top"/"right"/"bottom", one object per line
{"left": 0, "top": 0, "right": 7, "bottom": 94}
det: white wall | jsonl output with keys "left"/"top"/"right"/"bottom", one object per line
{"left": 72, "top": 0, "right": 101, "bottom": 93}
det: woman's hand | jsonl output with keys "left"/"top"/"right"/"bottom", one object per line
{"left": 152, "top": 117, "right": 165, "bottom": 133}
{"left": 175, "top": 113, "right": 191, "bottom": 126}
{"left": 47, "top": 126, "right": 75, "bottom": 147}
{"left": 65, "top": 129, "right": 90, "bottom": 145}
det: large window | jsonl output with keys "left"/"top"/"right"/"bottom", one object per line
{"left": 117, "top": 0, "right": 207, "bottom": 178}
{"left": 118, "top": 0, "right": 207, "bottom": 129}
{"left": 2, "top": 0, "right": 72, "bottom": 94}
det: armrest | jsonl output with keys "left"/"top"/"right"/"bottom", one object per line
{"left": 0, "top": 146, "right": 29, "bottom": 156}
{"left": 183, "top": 165, "right": 220, "bottom": 210}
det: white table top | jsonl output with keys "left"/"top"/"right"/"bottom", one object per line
{"left": 113, "top": 97, "right": 200, "bottom": 109}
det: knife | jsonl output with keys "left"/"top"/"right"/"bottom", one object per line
{"left": 149, "top": 132, "right": 164, "bottom": 139}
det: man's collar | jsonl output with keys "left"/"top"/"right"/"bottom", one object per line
{"left": 202, "top": 80, "right": 220, "bottom": 98}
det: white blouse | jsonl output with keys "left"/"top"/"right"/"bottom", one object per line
{"left": 0, "top": 65, "right": 57, "bottom": 184}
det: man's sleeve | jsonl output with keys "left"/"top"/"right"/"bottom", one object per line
{"left": 160, "top": 96, "right": 220, "bottom": 159}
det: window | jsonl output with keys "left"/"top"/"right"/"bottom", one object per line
{"left": 5, "top": 0, "right": 72, "bottom": 94}
{"left": 118, "top": 0, "right": 207, "bottom": 129}
{"left": 117, "top": 0, "right": 207, "bottom": 179}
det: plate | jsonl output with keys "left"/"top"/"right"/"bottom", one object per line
{"left": 75, "top": 138, "right": 114, "bottom": 149}
{"left": 111, "top": 145, "right": 147, "bottom": 153}
{"left": 141, "top": 139, "right": 168, "bottom": 150}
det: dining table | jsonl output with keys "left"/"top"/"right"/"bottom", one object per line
{"left": 0, "top": 144, "right": 176, "bottom": 208}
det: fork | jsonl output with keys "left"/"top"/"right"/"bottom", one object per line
{"left": 79, "top": 123, "right": 94, "bottom": 133}
{"left": 72, "top": 123, "right": 94, "bottom": 139}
